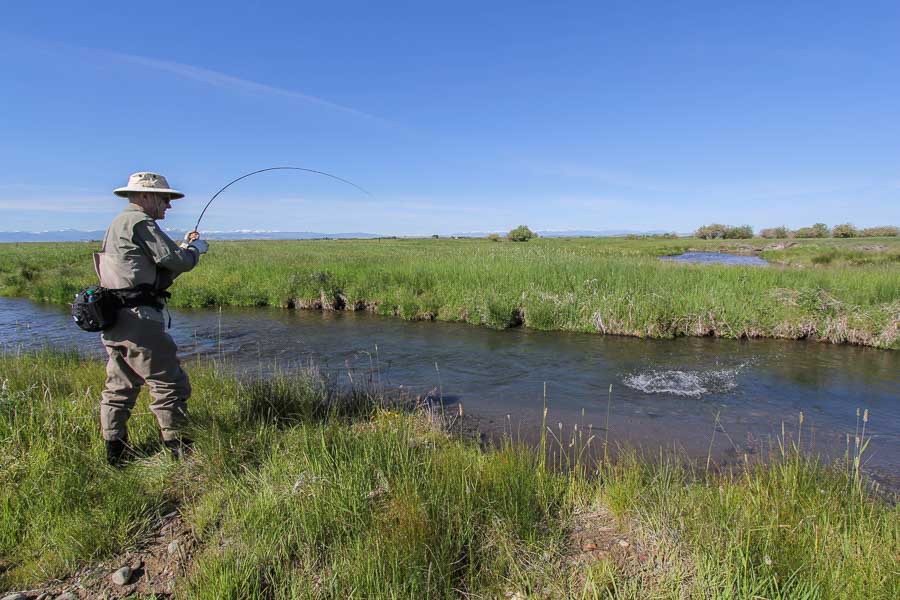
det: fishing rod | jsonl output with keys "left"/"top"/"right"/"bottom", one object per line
{"left": 193, "top": 166, "right": 373, "bottom": 232}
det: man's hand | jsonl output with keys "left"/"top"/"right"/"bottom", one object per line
{"left": 188, "top": 239, "right": 209, "bottom": 255}
{"left": 184, "top": 230, "right": 201, "bottom": 243}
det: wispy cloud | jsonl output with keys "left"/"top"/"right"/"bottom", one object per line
{"left": 0, "top": 198, "right": 112, "bottom": 213}
{"left": 100, "top": 50, "right": 393, "bottom": 126}
{"left": 530, "top": 161, "right": 898, "bottom": 204}
{"left": 0, "top": 183, "right": 99, "bottom": 193}
{"left": 528, "top": 162, "right": 671, "bottom": 193}
{"left": 16, "top": 35, "right": 394, "bottom": 127}
{"left": 0, "top": 184, "right": 116, "bottom": 215}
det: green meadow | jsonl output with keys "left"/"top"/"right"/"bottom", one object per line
{"left": 1, "top": 236, "right": 897, "bottom": 348}
{"left": 1, "top": 352, "right": 896, "bottom": 598}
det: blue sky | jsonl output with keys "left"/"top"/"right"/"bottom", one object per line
{"left": 1, "top": 1, "right": 898, "bottom": 235}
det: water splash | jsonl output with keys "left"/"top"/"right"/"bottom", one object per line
{"left": 623, "top": 366, "right": 745, "bottom": 398}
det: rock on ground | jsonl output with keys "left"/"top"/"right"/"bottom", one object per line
{"left": 111, "top": 565, "right": 133, "bottom": 586}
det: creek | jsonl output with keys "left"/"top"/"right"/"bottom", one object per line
{"left": 659, "top": 251, "right": 770, "bottom": 266}
{"left": 2, "top": 296, "right": 897, "bottom": 486}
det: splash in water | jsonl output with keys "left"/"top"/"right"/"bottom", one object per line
{"left": 623, "top": 366, "right": 745, "bottom": 398}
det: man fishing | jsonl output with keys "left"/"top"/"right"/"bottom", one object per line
{"left": 95, "top": 172, "right": 208, "bottom": 465}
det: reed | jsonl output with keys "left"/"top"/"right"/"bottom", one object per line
{"left": 1, "top": 351, "right": 896, "bottom": 598}
{"left": 1, "top": 236, "right": 898, "bottom": 349}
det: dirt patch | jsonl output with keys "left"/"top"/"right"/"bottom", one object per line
{"left": 16, "top": 510, "right": 194, "bottom": 599}
{"left": 565, "top": 501, "right": 696, "bottom": 595}
{"left": 565, "top": 504, "right": 647, "bottom": 572}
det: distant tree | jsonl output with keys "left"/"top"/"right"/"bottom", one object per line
{"left": 694, "top": 223, "right": 729, "bottom": 239}
{"left": 723, "top": 225, "right": 754, "bottom": 239}
{"left": 695, "top": 224, "right": 752, "bottom": 239}
{"left": 860, "top": 226, "right": 899, "bottom": 237}
{"left": 487, "top": 233, "right": 501, "bottom": 242}
{"left": 431, "top": 234, "right": 439, "bottom": 239}
{"left": 831, "top": 223, "right": 858, "bottom": 238}
{"left": 760, "top": 226, "right": 791, "bottom": 239}
{"left": 794, "top": 223, "right": 829, "bottom": 238}
{"left": 507, "top": 225, "right": 537, "bottom": 242}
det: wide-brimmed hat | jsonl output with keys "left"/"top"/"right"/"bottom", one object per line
{"left": 113, "top": 172, "right": 184, "bottom": 199}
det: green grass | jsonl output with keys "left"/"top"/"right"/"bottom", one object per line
{"left": 1, "top": 352, "right": 897, "bottom": 598}
{"left": 0, "top": 236, "right": 898, "bottom": 348}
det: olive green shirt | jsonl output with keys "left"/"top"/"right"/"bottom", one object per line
{"left": 95, "top": 204, "right": 199, "bottom": 292}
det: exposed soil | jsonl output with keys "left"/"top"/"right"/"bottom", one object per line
{"left": 565, "top": 503, "right": 647, "bottom": 573}
{"left": 13, "top": 510, "right": 195, "bottom": 599}
{"left": 564, "top": 502, "right": 695, "bottom": 595}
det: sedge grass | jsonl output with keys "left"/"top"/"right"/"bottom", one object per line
{"left": 1, "top": 351, "right": 897, "bottom": 598}
{"left": 1, "top": 236, "right": 898, "bottom": 349}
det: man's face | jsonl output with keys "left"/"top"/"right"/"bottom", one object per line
{"left": 135, "top": 193, "right": 172, "bottom": 219}
{"left": 155, "top": 194, "right": 172, "bottom": 220}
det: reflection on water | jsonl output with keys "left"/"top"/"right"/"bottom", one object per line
{"left": 1, "top": 297, "right": 897, "bottom": 485}
{"left": 660, "top": 252, "right": 769, "bottom": 266}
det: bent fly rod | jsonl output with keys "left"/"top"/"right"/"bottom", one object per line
{"left": 193, "top": 166, "right": 373, "bottom": 232}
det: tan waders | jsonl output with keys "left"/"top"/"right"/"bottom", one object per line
{"left": 100, "top": 307, "right": 191, "bottom": 442}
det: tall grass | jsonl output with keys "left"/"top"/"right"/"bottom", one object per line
{"left": 1, "top": 237, "right": 898, "bottom": 348}
{"left": 1, "top": 351, "right": 897, "bottom": 598}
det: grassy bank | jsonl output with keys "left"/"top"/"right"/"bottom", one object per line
{"left": 0, "top": 236, "right": 898, "bottom": 348}
{"left": 1, "top": 352, "right": 897, "bottom": 598}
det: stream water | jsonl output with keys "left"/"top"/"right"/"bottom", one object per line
{"left": 2, "top": 297, "right": 897, "bottom": 485}
{"left": 659, "top": 252, "right": 769, "bottom": 266}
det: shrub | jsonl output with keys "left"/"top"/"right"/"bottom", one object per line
{"left": 723, "top": 225, "right": 754, "bottom": 239}
{"left": 831, "top": 223, "right": 858, "bottom": 238}
{"left": 694, "top": 223, "right": 729, "bottom": 239}
{"left": 860, "top": 226, "right": 899, "bottom": 237}
{"left": 487, "top": 233, "right": 501, "bottom": 242}
{"left": 760, "top": 226, "right": 791, "bottom": 239}
{"left": 507, "top": 225, "right": 537, "bottom": 242}
{"left": 695, "top": 224, "right": 752, "bottom": 239}
{"left": 626, "top": 233, "right": 678, "bottom": 240}
{"left": 794, "top": 223, "right": 829, "bottom": 238}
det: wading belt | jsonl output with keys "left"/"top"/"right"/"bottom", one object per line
{"left": 114, "top": 285, "right": 174, "bottom": 328}
{"left": 113, "top": 285, "right": 172, "bottom": 311}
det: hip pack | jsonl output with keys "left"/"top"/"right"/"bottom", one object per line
{"left": 71, "top": 285, "right": 171, "bottom": 332}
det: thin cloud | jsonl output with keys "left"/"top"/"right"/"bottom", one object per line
{"left": 531, "top": 163, "right": 670, "bottom": 193}
{"left": 101, "top": 50, "right": 392, "bottom": 126}
{"left": 16, "top": 35, "right": 394, "bottom": 127}
{"left": 0, "top": 185, "right": 117, "bottom": 214}
{"left": 0, "top": 183, "right": 98, "bottom": 193}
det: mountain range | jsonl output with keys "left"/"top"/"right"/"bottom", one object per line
{"left": 0, "top": 229, "right": 679, "bottom": 242}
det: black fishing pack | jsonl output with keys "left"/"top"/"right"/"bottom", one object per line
{"left": 72, "top": 284, "right": 172, "bottom": 332}
{"left": 71, "top": 285, "right": 119, "bottom": 332}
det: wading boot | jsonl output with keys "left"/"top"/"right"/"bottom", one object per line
{"left": 106, "top": 438, "right": 129, "bottom": 467}
{"left": 163, "top": 437, "right": 194, "bottom": 461}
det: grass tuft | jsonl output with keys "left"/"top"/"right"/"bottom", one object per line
{"left": 1, "top": 351, "right": 897, "bottom": 598}
{"left": 2, "top": 236, "right": 898, "bottom": 348}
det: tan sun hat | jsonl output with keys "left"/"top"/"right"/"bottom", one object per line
{"left": 113, "top": 172, "right": 184, "bottom": 199}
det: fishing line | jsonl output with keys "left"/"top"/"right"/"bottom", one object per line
{"left": 193, "top": 166, "right": 373, "bottom": 231}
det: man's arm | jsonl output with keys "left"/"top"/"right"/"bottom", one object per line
{"left": 133, "top": 220, "right": 200, "bottom": 275}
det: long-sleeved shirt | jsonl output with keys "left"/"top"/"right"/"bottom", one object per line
{"left": 95, "top": 204, "right": 199, "bottom": 292}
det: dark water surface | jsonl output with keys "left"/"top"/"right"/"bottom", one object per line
{"left": 2, "top": 297, "right": 897, "bottom": 484}
{"left": 660, "top": 252, "right": 769, "bottom": 266}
